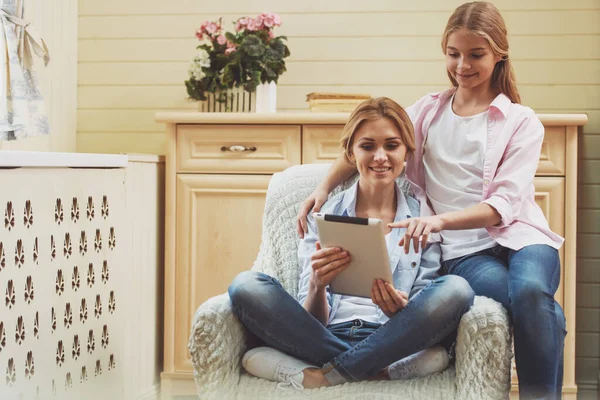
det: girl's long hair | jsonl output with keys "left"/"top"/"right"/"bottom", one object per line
{"left": 441, "top": 1, "right": 521, "bottom": 104}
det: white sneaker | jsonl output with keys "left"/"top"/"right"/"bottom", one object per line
{"left": 387, "top": 345, "right": 450, "bottom": 380}
{"left": 242, "top": 346, "right": 317, "bottom": 391}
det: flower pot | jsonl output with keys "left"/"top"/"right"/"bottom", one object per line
{"left": 255, "top": 82, "right": 277, "bottom": 113}
{"left": 197, "top": 87, "right": 256, "bottom": 112}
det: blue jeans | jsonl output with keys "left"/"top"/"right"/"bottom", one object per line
{"left": 228, "top": 271, "right": 474, "bottom": 384}
{"left": 441, "top": 244, "right": 566, "bottom": 400}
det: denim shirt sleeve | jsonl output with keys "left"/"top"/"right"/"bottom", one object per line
{"left": 409, "top": 241, "right": 441, "bottom": 298}
{"left": 297, "top": 212, "right": 332, "bottom": 309}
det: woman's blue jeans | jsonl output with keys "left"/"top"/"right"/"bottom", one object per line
{"left": 441, "top": 244, "right": 566, "bottom": 400}
{"left": 228, "top": 271, "right": 474, "bottom": 384}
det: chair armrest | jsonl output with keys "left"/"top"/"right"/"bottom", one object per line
{"left": 455, "top": 296, "right": 513, "bottom": 400}
{"left": 188, "top": 293, "right": 248, "bottom": 399}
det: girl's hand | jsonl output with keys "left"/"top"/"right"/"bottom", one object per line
{"left": 371, "top": 279, "right": 408, "bottom": 318}
{"left": 388, "top": 215, "right": 444, "bottom": 254}
{"left": 297, "top": 187, "right": 329, "bottom": 238}
{"left": 310, "top": 242, "right": 351, "bottom": 291}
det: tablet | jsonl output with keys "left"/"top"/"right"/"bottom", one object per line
{"left": 314, "top": 213, "right": 392, "bottom": 298}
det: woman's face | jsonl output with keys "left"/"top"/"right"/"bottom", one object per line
{"left": 350, "top": 117, "right": 407, "bottom": 187}
{"left": 445, "top": 28, "right": 501, "bottom": 91}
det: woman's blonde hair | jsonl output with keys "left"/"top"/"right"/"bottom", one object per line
{"left": 340, "top": 97, "right": 415, "bottom": 164}
{"left": 441, "top": 1, "right": 521, "bottom": 104}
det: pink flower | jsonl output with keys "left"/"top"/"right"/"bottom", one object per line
{"left": 225, "top": 40, "right": 237, "bottom": 55}
{"left": 260, "top": 13, "right": 281, "bottom": 28}
{"left": 235, "top": 17, "right": 248, "bottom": 32}
{"left": 216, "top": 35, "right": 227, "bottom": 45}
{"left": 268, "top": 30, "right": 275, "bottom": 39}
{"left": 205, "top": 21, "right": 219, "bottom": 35}
{"left": 246, "top": 18, "right": 261, "bottom": 31}
{"left": 195, "top": 28, "right": 204, "bottom": 41}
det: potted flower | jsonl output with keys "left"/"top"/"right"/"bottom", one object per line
{"left": 185, "top": 13, "right": 290, "bottom": 112}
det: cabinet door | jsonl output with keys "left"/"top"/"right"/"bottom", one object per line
{"left": 174, "top": 174, "right": 270, "bottom": 372}
{"left": 510, "top": 176, "right": 565, "bottom": 392}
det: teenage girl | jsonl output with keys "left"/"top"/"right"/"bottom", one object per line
{"left": 297, "top": 2, "right": 565, "bottom": 399}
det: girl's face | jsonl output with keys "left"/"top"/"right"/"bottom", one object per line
{"left": 350, "top": 118, "right": 407, "bottom": 187}
{"left": 445, "top": 28, "right": 501, "bottom": 91}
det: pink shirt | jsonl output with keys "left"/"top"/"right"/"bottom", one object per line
{"left": 405, "top": 88, "right": 564, "bottom": 251}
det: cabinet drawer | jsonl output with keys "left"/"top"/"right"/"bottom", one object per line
{"left": 177, "top": 124, "right": 301, "bottom": 173}
{"left": 302, "top": 125, "right": 345, "bottom": 164}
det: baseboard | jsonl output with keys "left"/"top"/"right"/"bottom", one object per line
{"left": 138, "top": 384, "right": 161, "bottom": 400}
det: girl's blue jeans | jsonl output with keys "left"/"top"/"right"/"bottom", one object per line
{"left": 228, "top": 271, "right": 474, "bottom": 384}
{"left": 441, "top": 244, "right": 566, "bottom": 400}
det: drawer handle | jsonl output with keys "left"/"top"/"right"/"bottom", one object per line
{"left": 221, "top": 145, "right": 257, "bottom": 152}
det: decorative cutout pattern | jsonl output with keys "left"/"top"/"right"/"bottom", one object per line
{"left": 33, "top": 237, "right": 38, "bottom": 265}
{"left": 87, "top": 329, "right": 95, "bottom": 354}
{"left": 101, "top": 196, "right": 109, "bottom": 219}
{"left": 65, "top": 371, "right": 72, "bottom": 390}
{"left": 80, "top": 298, "right": 88, "bottom": 323}
{"left": 0, "top": 322, "right": 5, "bottom": 351}
{"left": 95, "top": 295, "right": 102, "bottom": 318}
{"left": 14, "top": 240, "right": 24, "bottom": 268}
{"left": 108, "top": 228, "right": 116, "bottom": 250}
{"left": 24, "top": 276, "right": 34, "bottom": 304}
{"left": 94, "top": 229, "right": 102, "bottom": 253}
{"left": 56, "top": 341, "right": 65, "bottom": 366}
{"left": 33, "top": 312, "right": 39, "bottom": 339}
{"left": 5, "top": 280, "right": 15, "bottom": 309}
{"left": 71, "top": 198, "right": 79, "bottom": 223}
{"left": 87, "top": 263, "right": 95, "bottom": 288}
{"left": 5, "top": 202, "right": 15, "bottom": 231}
{"left": 79, "top": 231, "right": 88, "bottom": 255}
{"left": 23, "top": 201, "right": 34, "bottom": 229}
{"left": 64, "top": 233, "right": 72, "bottom": 259}
{"left": 6, "top": 357, "right": 15, "bottom": 386}
{"left": 55, "top": 199, "right": 64, "bottom": 225}
{"left": 25, "top": 351, "right": 34, "bottom": 379}
{"left": 102, "top": 261, "right": 109, "bottom": 284}
{"left": 55, "top": 270, "right": 64, "bottom": 296}
{"left": 101, "top": 325, "right": 109, "bottom": 348}
{"left": 0, "top": 242, "right": 5, "bottom": 271}
{"left": 15, "top": 316, "right": 25, "bottom": 345}
{"left": 72, "top": 266, "right": 80, "bottom": 292}
{"left": 72, "top": 335, "right": 80, "bottom": 360}
{"left": 64, "top": 303, "right": 73, "bottom": 329}
{"left": 80, "top": 366, "right": 87, "bottom": 383}
{"left": 1, "top": 186, "right": 122, "bottom": 397}
{"left": 108, "top": 291, "right": 116, "bottom": 314}
{"left": 50, "top": 235, "right": 56, "bottom": 261}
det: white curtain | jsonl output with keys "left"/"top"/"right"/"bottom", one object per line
{"left": 0, "top": 0, "right": 50, "bottom": 141}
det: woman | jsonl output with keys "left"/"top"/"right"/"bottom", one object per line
{"left": 228, "top": 97, "right": 474, "bottom": 390}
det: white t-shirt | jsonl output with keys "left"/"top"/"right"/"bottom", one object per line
{"left": 329, "top": 232, "right": 396, "bottom": 325}
{"left": 422, "top": 96, "right": 497, "bottom": 261}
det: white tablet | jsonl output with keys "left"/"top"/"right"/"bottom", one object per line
{"left": 314, "top": 213, "right": 392, "bottom": 298}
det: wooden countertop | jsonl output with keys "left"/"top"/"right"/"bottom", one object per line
{"left": 155, "top": 111, "right": 588, "bottom": 126}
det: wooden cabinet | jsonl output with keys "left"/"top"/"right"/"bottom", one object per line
{"left": 155, "top": 112, "right": 585, "bottom": 399}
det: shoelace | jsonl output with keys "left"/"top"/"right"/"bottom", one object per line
{"left": 389, "top": 361, "right": 419, "bottom": 380}
{"left": 275, "top": 370, "right": 304, "bottom": 392}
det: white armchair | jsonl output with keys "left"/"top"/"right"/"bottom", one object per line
{"left": 188, "top": 163, "right": 513, "bottom": 400}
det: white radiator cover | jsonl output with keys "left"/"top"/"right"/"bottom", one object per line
{"left": 0, "top": 167, "right": 127, "bottom": 399}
